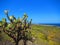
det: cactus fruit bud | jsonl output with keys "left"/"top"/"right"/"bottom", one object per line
{"left": 4, "top": 10, "right": 8, "bottom": 15}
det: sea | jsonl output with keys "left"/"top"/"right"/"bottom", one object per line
{"left": 39, "top": 23, "right": 60, "bottom": 27}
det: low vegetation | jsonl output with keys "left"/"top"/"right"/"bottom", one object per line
{"left": 31, "top": 24, "right": 60, "bottom": 45}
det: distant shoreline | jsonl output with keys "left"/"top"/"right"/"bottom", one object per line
{"left": 39, "top": 24, "right": 60, "bottom": 27}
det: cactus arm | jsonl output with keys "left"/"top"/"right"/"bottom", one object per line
{"left": 3, "top": 29, "right": 16, "bottom": 42}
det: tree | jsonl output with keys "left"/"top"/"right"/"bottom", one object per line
{"left": 0, "top": 10, "right": 32, "bottom": 45}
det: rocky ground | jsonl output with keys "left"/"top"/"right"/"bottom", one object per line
{"left": 0, "top": 40, "right": 34, "bottom": 45}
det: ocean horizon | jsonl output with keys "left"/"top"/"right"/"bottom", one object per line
{"left": 39, "top": 23, "right": 60, "bottom": 27}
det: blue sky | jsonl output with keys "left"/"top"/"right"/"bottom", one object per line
{"left": 0, "top": 0, "right": 60, "bottom": 24}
